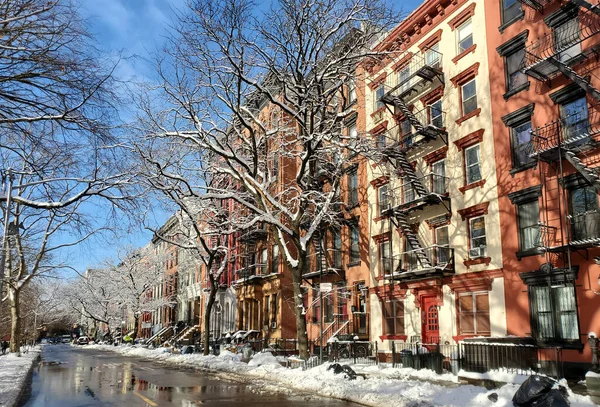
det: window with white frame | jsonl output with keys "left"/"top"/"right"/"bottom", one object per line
{"left": 430, "top": 99, "right": 443, "bottom": 128}
{"left": 469, "top": 216, "right": 487, "bottom": 258}
{"left": 378, "top": 184, "right": 390, "bottom": 216}
{"left": 374, "top": 85, "right": 385, "bottom": 111}
{"left": 348, "top": 80, "right": 356, "bottom": 104}
{"left": 379, "top": 239, "right": 391, "bottom": 276}
{"left": 461, "top": 78, "right": 477, "bottom": 116}
{"left": 465, "top": 144, "right": 482, "bottom": 184}
{"left": 431, "top": 159, "right": 446, "bottom": 195}
{"left": 425, "top": 43, "right": 441, "bottom": 68}
{"left": 456, "top": 19, "right": 473, "bottom": 54}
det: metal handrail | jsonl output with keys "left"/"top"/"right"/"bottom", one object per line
{"left": 382, "top": 50, "right": 443, "bottom": 100}
{"left": 522, "top": 7, "right": 600, "bottom": 72}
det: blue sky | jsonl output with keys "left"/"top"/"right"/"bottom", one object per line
{"left": 65, "top": 0, "right": 421, "bottom": 275}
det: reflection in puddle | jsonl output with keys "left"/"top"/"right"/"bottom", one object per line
{"left": 24, "top": 346, "right": 359, "bottom": 407}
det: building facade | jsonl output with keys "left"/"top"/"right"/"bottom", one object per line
{"left": 484, "top": 0, "right": 600, "bottom": 376}
{"left": 363, "top": 0, "right": 508, "bottom": 351}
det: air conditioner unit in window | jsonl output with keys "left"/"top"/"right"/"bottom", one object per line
{"left": 271, "top": 321, "right": 277, "bottom": 329}
{"left": 469, "top": 246, "right": 486, "bottom": 258}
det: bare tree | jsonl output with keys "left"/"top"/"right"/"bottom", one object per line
{"left": 135, "top": 0, "right": 399, "bottom": 358}
{"left": 0, "top": 0, "right": 140, "bottom": 354}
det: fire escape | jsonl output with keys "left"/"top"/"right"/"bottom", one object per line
{"left": 520, "top": 0, "right": 600, "bottom": 263}
{"left": 378, "top": 49, "right": 455, "bottom": 281}
{"left": 235, "top": 223, "right": 268, "bottom": 283}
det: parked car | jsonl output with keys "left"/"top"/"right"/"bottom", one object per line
{"left": 77, "top": 336, "right": 89, "bottom": 345}
{"left": 61, "top": 335, "right": 71, "bottom": 343}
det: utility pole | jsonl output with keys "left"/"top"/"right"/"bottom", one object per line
{"left": 0, "top": 168, "right": 15, "bottom": 298}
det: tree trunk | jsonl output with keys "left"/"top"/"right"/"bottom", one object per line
{"left": 291, "top": 256, "right": 309, "bottom": 360}
{"left": 9, "top": 286, "right": 21, "bottom": 355}
{"left": 203, "top": 276, "right": 217, "bottom": 356}
{"left": 132, "top": 315, "right": 139, "bottom": 341}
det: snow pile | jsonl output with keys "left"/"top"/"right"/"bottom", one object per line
{"left": 81, "top": 344, "right": 597, "bottom": 407}
{"left": 0, "top": 347, "right": 40, "bottom": 407}
{"left": 248, "top": 351, "right": 279, "bottom": 367}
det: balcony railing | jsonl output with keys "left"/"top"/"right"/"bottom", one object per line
{"left": 236, "top": 263, "right": 267, "bottom": 279}
{"left": 570, "top": 210, "right": 600, "bottom": 243}
{"left": 522, "top": 8, "right": 600, "bottom": 80}
{"left": 516, "top": 0, "right": 554, "bottom": 10}
{"left": 381, "top": 50, "right": 443, "bottom": 103}
{"left": 386, "top": 245, "right": 455, "bottom": 278}
{"left": 386, "top": 173, "right": 449, "bottom": 211}
{"left": 239, "top": 224, "right": 268, "bottom": 242}
{"left": 530, "top": 104, "right": 600, "bottom": 158}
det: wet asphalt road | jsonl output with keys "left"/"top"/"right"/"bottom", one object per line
{"left": 22, "top": 345, "right": 361, "bottom": 407}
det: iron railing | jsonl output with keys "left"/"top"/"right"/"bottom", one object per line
{"left": 516, "top": 0, "right": 554, "bottom": 11}
{"left": 570, "top": 210, "right": 600, "bottom": 243}
{"left": 381, "top": 49, "right": 443, "bottom": 101}
{"left": 236, "top": 263, "right": 267, "bottom": 279}
{"left": 387, "top": 173, "right": 449, "bottom": 208}
{"left": 386, "top": 245, "right": 455, "bottom": 276}
{"left": 522, "top": 7, "right": 600, "bottom": 80}
{"left": 530, "top": 103, "right": 600, "bottom": 156}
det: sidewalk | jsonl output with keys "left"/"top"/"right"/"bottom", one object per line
{"left": 83, "top": 344, "right": 598, "bottom": 407}
{"left": 0, "top": 347, "right": 40, "bottom": 407}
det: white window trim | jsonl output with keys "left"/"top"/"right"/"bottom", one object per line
{"left": 465, "top": 143, "right": 482, "bottom": 184}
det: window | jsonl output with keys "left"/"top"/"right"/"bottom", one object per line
{"left": 398, "top": 66, "right": 411, "bottom": 92}
{"left": 554, "top": 18, "right": 581, "bottom": 62}
{"left": 469, "top": 216, "right": 486, "bottom": 258}
{"left": 260, "top": 248, "right": 268, "bottom": 275}
{"left": 530, "top": 283, "right": 579, "bottom": 342}
{"left": 323, "top": 294, "right": 334, "bottom": 323}
{"left": 400, "top": 118, "right": 413, "bottom": 148}
{"left": 461, "top": 79, "right": 477, "bottom": 116}
{"left": 349, "top": 223, "right": 360, "bottom": 264}
{"left": 378, "top": 184, "right": 390, "bottom": 216}
{"left": 332, "top": 229, "right": 342, "bottom": 269}
{"left": 347, "top": 169, "right": 358, "bottom": 207}
{"left": 456, "top": 19, "right": 473, "bottom": 54}
{"left": 271, "top": 294, "right": 279, "bottom": 323}
{"left": 569, "top": 186, "right": 599, "bottom": 241}
{"left": 505, "top": 49, "right": 527, "bottom": 91}
{"left": 502, "top": 0, "right": 522, "bottom": 24}
{"left": 264, "top": 295, "right": 270, "bottom": 327}
{"left": 383, "top": 300, "right": 405, "bottom": 335}
{"left": 374, "top": 85, "right": 385, "bottom": 111}
{"left": 518, "top": 200, "right": 540, "bottom": 251}
{"left": 431, "top": 159, "right": 446, "bottom": 194}
{"left": 336, "top": 283, "right": 348, "bottom": 319}
{"left": 458, "top": 292, "right": 490, "bottom": 336}
{"left": 376, "top": 132, "right": 387, "bottom": 149}
{"left": 379, "top": 239, "right": 391, "bottom": 276}
{"left": 403, "top": 178, "right": 415, "bottom": 203}
{"left": 429, "top": 99, "right": 443, "bottom": 128}
{"left": 511, "top": 121, "right": 533, "bottom": 168}
{"left": 435, "top": 225, "right": 450, "bottom": 265}
{"left": 425, "top": 43, "right": 441, "bottom": 68}
{"left": 465, "top": 144, "right": 482, "bottom": 184}
{"left": 271, "top": 244, "right": 279, "bottom": 274}
{"left": 561, "top": 97, "right": 589, "bottom": 141}
{"left": 348, "top": 80, "right": 356, "bottom": 104}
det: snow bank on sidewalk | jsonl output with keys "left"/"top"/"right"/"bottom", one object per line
{"left": 83, "top": 344, "right": 597, "bottom": 407}
{"left": 0, "top": 347, "right": 40, "bottom": 407}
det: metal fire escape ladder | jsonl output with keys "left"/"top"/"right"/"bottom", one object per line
{"left": 563, "top": 150, "right": 600, "bottom": 192}
{"left": 547, "top": 57, "right": 600, "bottom": 102}
{"left": 389, "top": 96, "right": 439, "bottom": 141}
{"left": 392, "top": 213, "right": 432, "bottom": 269}
{"left": 394, "top": 149, "right": 429, "bottom": 198}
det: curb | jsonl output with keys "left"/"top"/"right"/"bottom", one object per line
{"left": 11, "top": 353, "right": 40, "bottom": 407}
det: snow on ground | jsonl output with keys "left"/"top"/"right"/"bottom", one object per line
{"left": 0, "top": 347, "right": 40, "bottom": 407}
{"left": 83, "top": 344, "right": 597, "bottom": 407}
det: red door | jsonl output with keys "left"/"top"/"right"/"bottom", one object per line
{"left": 421, "top": 296, "right": 440, "bottom": 344}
